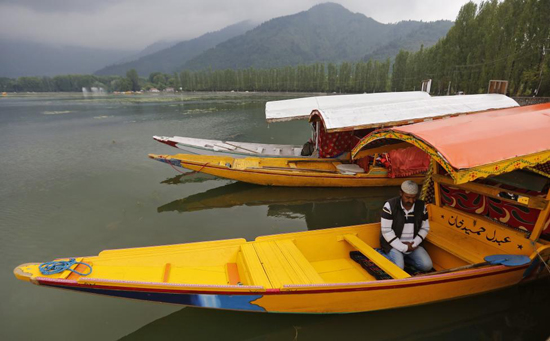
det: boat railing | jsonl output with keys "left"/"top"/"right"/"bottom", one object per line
{"left": 430, "top": 164, "right": 550, "bottom": 242}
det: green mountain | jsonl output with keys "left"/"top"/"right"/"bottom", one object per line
{"left": 363, "top": 20, "right": 453, "bottom": 61}
{"left": 182, "top": 3, "right": 452, "bottom": 71}
{"left": 94, "top": 21, "right": 256, "bottom": 76}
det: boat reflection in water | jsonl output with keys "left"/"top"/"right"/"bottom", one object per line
{"left": 159, "top": 172, "right": 220, "bottom": 185}
{"left": 157, "top": 180, "right": 398, "bottom": 229}
{"left": 119, "top": 279, "right": 550, "bottom": 341}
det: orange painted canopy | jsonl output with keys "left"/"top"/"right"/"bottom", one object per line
{"left": 352, "top": 103, "right": 550, "bottom": 183}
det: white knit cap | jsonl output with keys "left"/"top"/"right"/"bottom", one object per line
{"left": 401, "top": 180, "right": 419, "bottom": 195}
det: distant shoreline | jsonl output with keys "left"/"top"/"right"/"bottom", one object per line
{"left": 2, "top": 92, "right": 549, "bottom": 106}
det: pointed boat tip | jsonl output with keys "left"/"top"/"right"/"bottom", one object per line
{"left": 13, "top": 263, "right": 39, "bottom": 282}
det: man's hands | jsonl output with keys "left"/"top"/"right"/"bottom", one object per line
{"left": 404, "top": 242, "right": 416, "bottom": 252}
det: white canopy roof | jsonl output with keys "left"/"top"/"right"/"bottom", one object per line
{"left": 315, "top": 94, "right": 519, "bottom": 132}
{"left": 265, "top": 92, "right": 430, "bottom": 123}
{"left": 265, "top": 92, "right": 519, "bottom": 132}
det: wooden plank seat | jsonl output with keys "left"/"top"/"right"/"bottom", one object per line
{"left": 240, "top": 244, "right": 271, "bottom": 288}
{"left": 250, "top": 240, "right": 324, "bottom": 288}
{"left": 342, "top": 234, "right": 410, "bottom": 279}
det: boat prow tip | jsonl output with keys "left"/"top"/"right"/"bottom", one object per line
{"left": 13, "top": 263, "right": 39, "bottom": 282}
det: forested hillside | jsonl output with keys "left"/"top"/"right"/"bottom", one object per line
{"left": 363, "top": 21, "right": 453, "bottom": 62}
{"left": 94, "top": 21, "right": 256, "bottom": 76}
{"left": 182, "top": 3, "right": 451, "bottom": 71}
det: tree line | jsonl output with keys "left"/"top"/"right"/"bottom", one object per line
{"left": 0, "top": 60, "right": 392, "bottom": 94}
{"left": 0, "top": 74, "right": 131, "bottom": 93}
{"left": 391, "top": 0, "right": 550, "bottom": 96}
{"left": 1, "top": 0, "right": 548, "bottom": 96}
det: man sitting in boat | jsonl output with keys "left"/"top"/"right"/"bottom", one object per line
{"left": 379, "top": 180, "right": 433, "bottom": 271}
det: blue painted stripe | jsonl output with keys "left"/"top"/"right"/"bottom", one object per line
{"left": 53, "top": 285, "right": 266, "bottom": 311}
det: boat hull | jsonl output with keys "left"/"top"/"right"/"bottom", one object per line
{"left": 24, "top": 264, "right": 537, "bottom": 313}
{"left": 149, "top": 154, "right": 424, "bottom": 187}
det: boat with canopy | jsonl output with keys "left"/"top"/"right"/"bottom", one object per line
{"left": 154, "top": 92, "right": 431, "bottom": 158}
{"left": 14, "top": 103, "right": 550, "bottom": 313}
{"left": 149, "top": 94, "right": 519, "bottom": 187}
{"left": 155, "top": 92, "right": 518, "bottom": 158}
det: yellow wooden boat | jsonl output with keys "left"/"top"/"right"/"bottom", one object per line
{"left": 148, "top": 153, "right": 425, "bottom": 187}
{"left": 14, "top": 103, "right": 550, "bottom": 313}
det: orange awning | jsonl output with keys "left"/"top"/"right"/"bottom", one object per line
{"left": 393, "top": 103, "right": 550, "bottom": 169}
{"left": 352, "top": 103, "right": 550, "bottom": 183}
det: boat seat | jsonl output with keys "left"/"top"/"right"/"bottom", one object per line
{"left": 336, "top": 164, "right": 365, "bottom": 175}
{"left": 342, "top": 234, "right": 410, "bottom": 279}
{"left": 251, "top": 240, "right": 324, "bottom": 288}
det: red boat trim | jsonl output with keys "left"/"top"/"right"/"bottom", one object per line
{"left": 153, "top": 137, "right": 178, "bottom": 148}
{"left": 35, "top": 265, "right": 526, "bottom": 296}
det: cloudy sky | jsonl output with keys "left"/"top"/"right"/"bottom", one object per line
{"left": 0, "top": 0, "right": 482, "bottom": 51}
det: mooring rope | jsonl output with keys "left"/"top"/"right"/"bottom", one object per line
{"left": 162, "top": 156, "right": 209, "bottom": 176}
{"left": 39, "top": 258, "right": 92, "bottom": 276}
{"left": 531, "top": 241, "right": 550, "bottom": 275}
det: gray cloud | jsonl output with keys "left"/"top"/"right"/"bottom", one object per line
{"left": 0, "top": 0, "right": 481, "bottom": 51}
{"left": 0, "top": 0, "right": 114, "bottom": 13}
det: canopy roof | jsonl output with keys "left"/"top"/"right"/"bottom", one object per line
{"left": 352, "top": 103, "right": 550, "bottom": 184}
{"left": 265, "top": 92, "right": 519, "bottom": 132}
{"left": 265, "top": 92, "right": 430, "bottom": 123}
{"left": 311, "top": 94, "right": 519, "bottom": 132}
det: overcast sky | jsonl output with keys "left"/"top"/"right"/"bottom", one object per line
{"left": 0, "top": 0, "right": 482, "bottom": 51}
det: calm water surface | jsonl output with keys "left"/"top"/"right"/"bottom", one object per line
{"left": 1, "top": 93, "right": 548, "bottom": 340}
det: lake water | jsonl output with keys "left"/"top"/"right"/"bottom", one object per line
{"left": 1, "top": 93, "right": 548, "bottom": 340}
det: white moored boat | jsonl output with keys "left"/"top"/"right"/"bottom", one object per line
{"left": 153, "top": 136, "right": 304, "bottom": 158}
